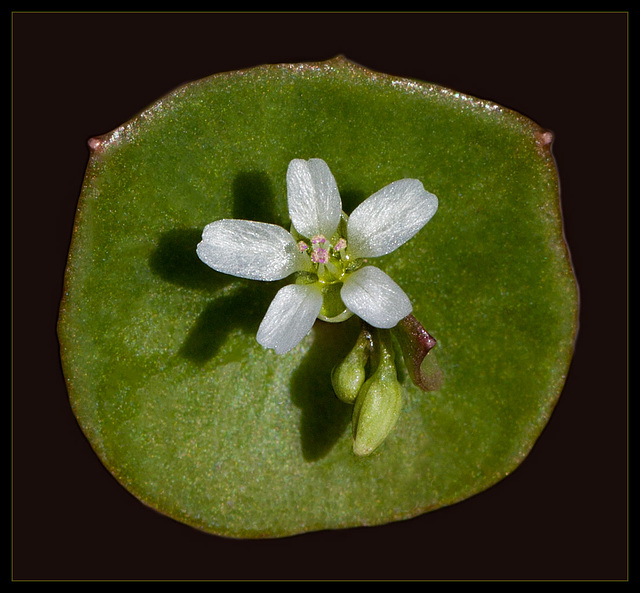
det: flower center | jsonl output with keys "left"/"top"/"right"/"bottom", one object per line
{"left": 294, "top": 233, "right": 356, "bottom": 322}
{"left": 298, "top": 234, "right": 349, "bottom": 283}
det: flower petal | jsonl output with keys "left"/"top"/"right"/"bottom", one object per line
{"left": 347, "top": 178, "right": 438, "bottom": 258}
{"left": 341, "top": 266, "right": 412, "bottom": 329}
{"left": 196, "top": 219, "right": 309, "bottom": 281}
{"left": 287, "top": 158, "right": 342, "bottom": 239}
{"left": 256, "top": 283, "right": 323, "bottom": 354}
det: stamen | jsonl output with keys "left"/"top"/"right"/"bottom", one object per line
{"left": 311, "top": 235, "right": 326, "bottom": 245}
{"left": 297, "top": 241, "right": 309, "bottom": 252}
{"left": 334, "top": 238, "right": 347, "bottom": 252}
{"left": 311, "top": 247, "right": 329, "bottom": 264}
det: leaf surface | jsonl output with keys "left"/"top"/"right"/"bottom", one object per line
{"left": 58, "top": 57, "right": 578, "bottom": 538}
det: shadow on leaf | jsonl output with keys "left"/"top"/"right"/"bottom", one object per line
{"left": 149, "top": 168, "right": 362, "bottom": 456}
{"left": 178, "top": 282, "right": 280, "bottom": 365}
{"left": 148, "top": 227, "right": 232, "bottom": 292}
{"left": 290, "top": 318, "right": 360, "bottom": 461}
{"left": 148, "top": 168, "right": 288, "bottom": 365}
{"left": 233, "top": 169, "right": 287, "bottom": 226}
{"left": 148, "top": 169, "right": 283, "bottom": 291}
{"left": 339, "top": 188, "right": 367, "bottom": 216}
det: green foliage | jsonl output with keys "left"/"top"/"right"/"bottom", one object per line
{"left": 58, "top": 57, "right": 578, "bottom": 538}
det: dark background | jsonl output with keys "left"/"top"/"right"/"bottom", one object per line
{"left": 12, "top": 12, "right": 628, "bottom": 581}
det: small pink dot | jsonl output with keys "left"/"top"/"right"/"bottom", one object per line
{"left": 311, "top": 248, "right": 329, "bottom": 264}
{"left": 334, "top": 238, "right": 347, "bottom": 251}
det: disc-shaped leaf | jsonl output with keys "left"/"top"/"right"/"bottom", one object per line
{"left": 58, "top": 57, "right": 578, "bottom": 538}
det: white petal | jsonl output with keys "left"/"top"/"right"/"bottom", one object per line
{"left": 256, "top": 284, "right": 323, "bottom": 354}
{"left": 287, "top": 158, "right": 342, "bottom": 239}
{"left": 196, "top": 219, "right": 308, "bottom": 281}
{"left": 347, "top": 178, "right": 438, "bottom": 258}
{"left": 341, "top": 266, "right": 412, "bottom": 329}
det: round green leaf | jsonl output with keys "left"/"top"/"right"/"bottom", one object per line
{"left": 58, "top": 57, "right": 578, "bottom": 538}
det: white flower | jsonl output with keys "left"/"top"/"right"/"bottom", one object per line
{"left": 196, "top": 158, "right": 438, "bottom": 355}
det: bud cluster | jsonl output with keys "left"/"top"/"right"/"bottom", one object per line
{"left": 332, "top": 324, "right": 404, "bottom": 456}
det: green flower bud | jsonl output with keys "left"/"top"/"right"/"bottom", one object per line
{"left": 352, "top": 329, "right": 403, "bottom": 456}
{"left": 331, "top": 326, "right": 372, "bottom": 404}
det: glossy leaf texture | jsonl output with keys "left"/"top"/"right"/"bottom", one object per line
{"left": 58, "top": 57, "right": 578, "bottom": 538}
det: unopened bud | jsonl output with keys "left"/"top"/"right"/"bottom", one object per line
{"left": 351, "top": 329, "right": 403, "bottom": 456}
{"left": 331, "top": 326, "right": 372, "bottom": 404}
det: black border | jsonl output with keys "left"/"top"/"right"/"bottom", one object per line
{"left": 12, "top": 12, "right": 628, "bottom": 581}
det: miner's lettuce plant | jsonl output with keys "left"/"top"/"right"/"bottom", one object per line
{"left": 58, "top": 57, "right": 578, "bottom": 539}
